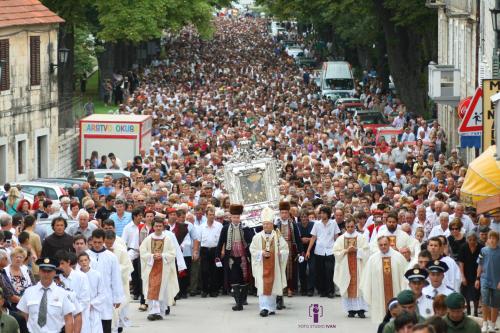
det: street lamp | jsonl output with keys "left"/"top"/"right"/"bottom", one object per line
{"left": 50, "top": 47, "right": 70, "bottom": 73}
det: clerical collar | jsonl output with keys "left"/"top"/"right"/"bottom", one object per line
{"left": 90, "top": 247, "right": 106, "bottom": 253}
{"left": 265, "top": 231, "right": 272, "bottom": 235}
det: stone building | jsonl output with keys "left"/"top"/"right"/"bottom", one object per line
{"left": 0, "top": 0, "right": 64, "bottom": 183}
{"left": 427, "top": 0, "right": 497, "bottom": 160}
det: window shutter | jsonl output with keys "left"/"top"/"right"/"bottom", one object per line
{"left": 30, "top": 36, "right": 41, "bottom": 86}
{"left": 0, "top": 39, "right": 9, "bottom": 91}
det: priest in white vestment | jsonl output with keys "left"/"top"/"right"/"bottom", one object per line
{"left": 249, "top": 207, "right": 289, "bottom": 317}
{"left": 333, "top": 219, "right": 369, "bottom": 318}
{"left": 140, "top": 218, "right": 179, "bottom": 321}
{"left": 370, "top": 215, "right": 415, "bottom": 257}
{"left": 360, "top": 235, "right": 408, "bottom": 323}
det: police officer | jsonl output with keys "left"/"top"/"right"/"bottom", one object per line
{"left": 382, "top": 290, "right": 425, "bottom": 333}
{"left": 443, "top": 292, "right": 481, "bottom": 333}
{"left": 422, "top": 260, "right": 454, "bottom": 299}
{"left": 0, "top": 288, "right": 19, "bottom": 333}
{"left": 404, "top": 267, "right": 434, "bottom": 318}
{"left": 16, "top": 257, "right": 75, "bottom": 333}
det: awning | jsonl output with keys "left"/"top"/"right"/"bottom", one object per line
{"left": 461, "top": 145, "right": 500, "bottom": 206}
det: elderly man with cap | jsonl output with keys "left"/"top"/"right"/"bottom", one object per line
{"left": 273, "top": 201, "right": 302, "bottom": 307}
{"left": 17, "top": 257, "right": 75, "bottom": 333}
{"left": 250, "top": 207, "right": 288, "bottom": 317}
{"left": 422, "top": 260, "right": 454, "bottom": 300}
{"left": 216, "top": 204, "right": 252, "bottom": 311}
{"left": 404, "top": 267, "right": 434, "bottom": 318}
{"left": 444, "top": 292, "right": 481, "bottom": 333}
{"left": 382, "top": 290, "right": 425, "bottom": 333}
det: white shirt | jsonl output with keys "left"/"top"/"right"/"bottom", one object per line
{"left": 17, "top": 281, "right": 75, "bottom": 333}
{"left": 428, "top": 225, "right": 450, "bottom": 239}
{"left": 311, "top": 219, "right": 340, "bottom": 256}
{"left": 422, "top": 282, "right": 454, "bottom": 298}
{"left": 122, "top": 222, "right": 141, "bottom": 260}
{"left": 199, "top": 221, "right": 223, "bottom": 248}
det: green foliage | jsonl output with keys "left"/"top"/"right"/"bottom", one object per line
{"left": 74, "top": 25, "right": 96, "bottom": 79}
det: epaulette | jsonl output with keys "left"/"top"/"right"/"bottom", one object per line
{"left": 446, "top": 285, "right": 454, "bottom": 290}
{"left": 425, "top": 295, "right": 434, "bottom": 300}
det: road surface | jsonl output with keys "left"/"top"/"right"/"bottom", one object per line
{"left": 125, "top": 295, "right": 378, "bottom": 333}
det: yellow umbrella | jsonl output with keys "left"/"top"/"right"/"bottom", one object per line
{"left": 461, "top": 145, "right": 500, "bottom": 206}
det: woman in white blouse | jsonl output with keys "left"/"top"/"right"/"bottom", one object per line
{"left": 5, "top": 247, "right": 34, "bottom": 298}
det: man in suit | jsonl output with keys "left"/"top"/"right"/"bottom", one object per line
{"left": 362, "top": 176, "right": 383, "bottom": 194}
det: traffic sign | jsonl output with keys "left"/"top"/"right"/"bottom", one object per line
{"left": 482, "top": 79, "right": 500, "bottom": 150}
{"left": 458, "top": 87, "right": 482, "bottom": 133}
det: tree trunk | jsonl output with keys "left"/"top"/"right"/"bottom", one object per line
{"left": 58, "top": 23, "right": 75, "bottom": 129}
{"left": 372, "top": 0, "right": 433, "bottom": 116}
{"left": 96, "top": 42, "right": 115, "bottom": 101}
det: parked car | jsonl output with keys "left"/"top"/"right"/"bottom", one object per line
{"left": 355, "top": 110, "right": 391, "bottom": 134}
{"left": 34, "top": 178, "right": 87, "bottom": 188}
{"left": 375, "top": 126, "right": 404, "bottom": 144}
{"left": 285, "top": 46, "right": 304, "bottom": 59}
{"left": 11, "top": 182, "right": 67, "bottom": 204}
{"left": 74, "top": 169, "right": 131, "bottom": 181}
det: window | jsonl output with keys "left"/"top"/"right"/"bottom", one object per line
{"left": 0, "top": 39, "right": 9, "bottom": 91}
{"left": 30, "top": 36, "right": 41, "bottom": 86}
{"left": 17, "top": 139, "right": 26, "bottom": 175}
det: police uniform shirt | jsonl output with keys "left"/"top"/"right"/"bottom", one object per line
{"left": 422, "top": 282, "right": 454, "bottom": 299}
{"left": 17, "top": 281, "right": 75, "bottom": 333}
{"left": 416, "top": 294, "right": 434, "bottom": 318}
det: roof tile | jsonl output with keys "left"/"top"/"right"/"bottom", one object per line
{"left": 0, "top": 0, "right": 64, "bottom": 28}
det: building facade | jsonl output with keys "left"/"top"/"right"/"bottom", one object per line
{"left": 0, "top": 1, "right": 64, "bottom": 184}
{"left": 428, "top": 0, "right": 496, "bottom": 159}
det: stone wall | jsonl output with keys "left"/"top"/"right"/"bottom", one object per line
{"left": 57, "top": 129, "right": 79, "bottom": 177}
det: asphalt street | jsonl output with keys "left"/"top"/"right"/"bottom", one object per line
{"left": 125, "top": 295, "right": 378, "bottom": 333}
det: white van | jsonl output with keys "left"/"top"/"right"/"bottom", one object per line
{"left": 320, "top": 61, "right": 355, "bottom": 100}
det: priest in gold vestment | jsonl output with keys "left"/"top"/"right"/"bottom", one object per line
{"left": 333, "top": 219, "right": 369, "bottom": 318}
{"left": 250, "top": 207, "right": 289, "bottom": 317}
{"left": 140, "top": 218, "right": 179, "bottom": 321}
{"left": 360, "top": 235, "right": 408, "bottom": 323}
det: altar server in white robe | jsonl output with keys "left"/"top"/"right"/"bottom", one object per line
{"left": 87, "top": 229, "right": 124, "bottom": 333}
{"left": 369, "top": 214, "right": 415, "bottom": 257}
{"left": 333, "top": 218, "right": 369, "bottom": 318}
{"left": 57, "top": 251, "right": 91, "bottom": 333}
{"left": 78, "top": 252, "right": 106, "bottom": 333}
{"left": 140, "top": 217, "right": 179, "bottom": 321}
{"left": 360, "top": 235, "right": 408, "bottom": 323}
{"left": 249, "top": 207, "right": 289, "bottom": 317}
{"left": 104, "top": 230, "right": 133, "bottom": 332}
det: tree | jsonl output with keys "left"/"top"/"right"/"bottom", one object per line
{"left": 257, "top": 0, "right": 437, "bottom": 116}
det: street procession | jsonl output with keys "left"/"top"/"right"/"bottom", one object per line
{"left": 1, "top": 0, "right": 500, "bottom": 333}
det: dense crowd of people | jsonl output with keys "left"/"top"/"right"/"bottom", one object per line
{"left": 0, "top": 17, "right": 499, "bottom": 333}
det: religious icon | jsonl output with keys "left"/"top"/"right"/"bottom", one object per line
{"left": 152, "top": 239, "right": 164, "bottom": 255}
{"left": 382, "top": 257, "right": 392, "bottom": 274}
{"left": 387, "top": 236, "right": 397, "bottom": 249}
{"left": 344, "top": 237, "right": 357, "bottom": 249}
{"left": 240, "top": 172, "right": 267, "bottom": 204}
